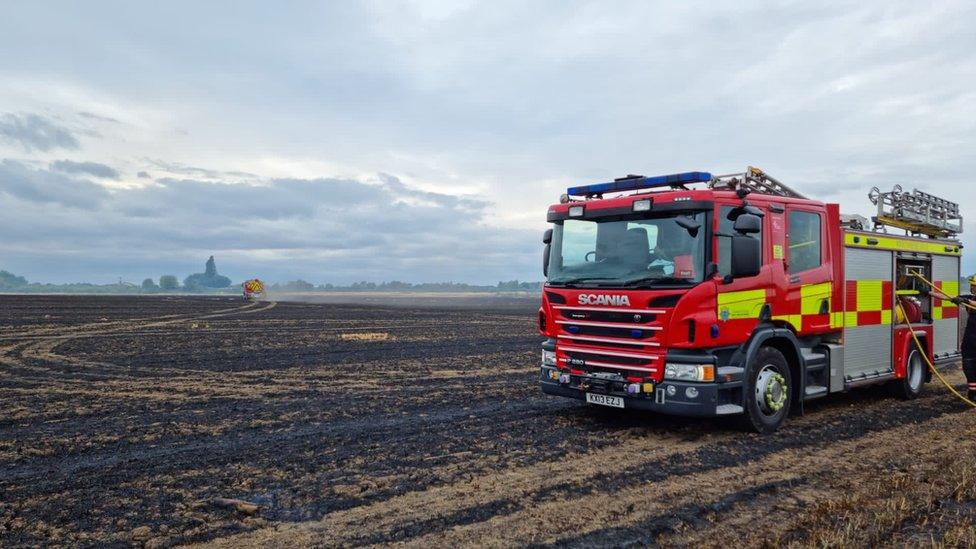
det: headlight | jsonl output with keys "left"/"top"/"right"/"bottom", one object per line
{"left": 542, "top": 350, "right": 557, "bottom": 366}
{"left": 664, "top": 363, "right": 714, "bottom": 382}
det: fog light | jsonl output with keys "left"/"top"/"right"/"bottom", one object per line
{"left": 558, "top": 373, "right": 570, "bottom": 384}
{"left": 642, "top": 382, "right": 654, "bottom": 393}
{"left": 627, "top": 383, "right": 640, "bottom": 395}
{"left": 568, "top": 205, "right": 584, "bottom": 217}
{"left": 548, "top": 369, "right": 559, "bottom": 381}
{"left": 666, "top": 385, "right": 677, "bottom": 397}
{"left": 633, "top": 199, "right": 651, "bottom": 212}
{"left": 685, "top": 387, "right": 699, "bottom": 399}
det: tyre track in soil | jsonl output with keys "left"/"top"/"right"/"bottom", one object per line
{"left": 0, "top": 301, "right": 277, "bottom": 380}
{"left": 0, "top": 299, "right": 269, "bottom": 339}
{"left": 2, "top": 295, "right": 973, "bottom": 547}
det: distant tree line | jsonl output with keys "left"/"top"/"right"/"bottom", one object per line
{"left": 269, "top": 279, "right": 543, "bottom": 293}
{"left": 0, "top": 262, "right": 543, "bottom": 295}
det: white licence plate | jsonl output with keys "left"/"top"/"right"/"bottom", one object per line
{"left": 586, "top": 393, "right": 624, "bottom": 408}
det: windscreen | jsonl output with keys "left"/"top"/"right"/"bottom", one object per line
{"left": 547, "top": 211, "right": 707, "bottom": 288}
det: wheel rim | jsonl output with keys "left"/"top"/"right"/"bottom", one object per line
{"left": 755, "top": 365, "right": 787, "bottom": 416}
{"left": 907, "top": 352, "right": 923, "bottom": 391}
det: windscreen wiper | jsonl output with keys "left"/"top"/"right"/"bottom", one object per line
{"left": 548, "top": 277, "right": 612, "bottom": 287}
{"left": 620, "top": 276, "right": 691, "bottom": 287}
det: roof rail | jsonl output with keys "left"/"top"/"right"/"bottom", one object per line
{"left": 708, "top": 166, "right": 807, "bottom": 200}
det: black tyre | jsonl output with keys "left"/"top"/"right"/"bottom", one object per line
{"left": 894, "top": 349, "right": 925, "bottom": 400}
{"left": 737, "top": 346, "right": 792, "bottom": 433}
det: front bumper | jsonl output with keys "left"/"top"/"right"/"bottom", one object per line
{"left": 539, "top": 366, "right": 741, "bottom": 417}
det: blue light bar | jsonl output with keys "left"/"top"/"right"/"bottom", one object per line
{"left": 567, "top": 171, "right": 712, "bottom": 196}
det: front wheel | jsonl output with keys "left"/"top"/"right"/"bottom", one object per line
{"left": 737, "top": 347, "right": 792, "bottom": 433}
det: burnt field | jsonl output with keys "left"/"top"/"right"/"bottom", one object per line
{"left": 2, "top": 295, "right": 976, "bottom": 547}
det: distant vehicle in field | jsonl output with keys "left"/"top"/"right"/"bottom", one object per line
{"left": 242, "top": 279, "right": 266, "bottom": 301}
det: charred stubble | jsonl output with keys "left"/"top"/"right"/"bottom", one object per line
{"left": 0, "top": 295, "right": 973, "bottom": 547}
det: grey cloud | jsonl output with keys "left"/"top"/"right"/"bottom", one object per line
{"left": 146, "top": 159, "right": 257, "bottom": 180}
{"left": 50, "top": 159, "right": 120, "bottom": 179}
{"left": 137, "top": 171, "right": 150, "bottom": 178}
{"left": 0, "top": 113, "right": 80, "bottom": 152}
{"left": 76, "top": 111, "right": 120, "bottom": 124}
{"left": 0, "top": 159, "right": 107, "bottom": 209}
{"left": 0, "top": 162, "right": 535, "bottom": 284}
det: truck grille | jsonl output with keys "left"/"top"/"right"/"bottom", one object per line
{"left": 553, "top": 305, "right": 666, "bottom": 375}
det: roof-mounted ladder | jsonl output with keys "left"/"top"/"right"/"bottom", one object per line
{"left": 708, "top": 166, "right": 807, "bottom": 200}
{"left": 868, "top": 184, "right": 963, "bottom": 238}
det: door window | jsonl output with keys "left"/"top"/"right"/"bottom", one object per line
{"left": 788, "top": 211, "right": 822, "bottom": 273}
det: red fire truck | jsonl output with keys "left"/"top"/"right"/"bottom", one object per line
{"left": 539, "top": 167, "right": 963, "bottom": 432}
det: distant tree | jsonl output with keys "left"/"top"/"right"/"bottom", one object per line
{"left": 141, "top": 278, "right": 158, "bottom": 291}
{"left": 280, "top": 279, "right": 314, "bottom": 291}
{"left": 159, "top": 275, "right": 179, "bottom": 290}
{"left": 183, "top": 255, "right": 231, "bottom": 289}
{"left": 0, "top": 270, "right": 29, "bottom": 290}
{"left": 497, "top": 280, "right": 520, "bottom": 291}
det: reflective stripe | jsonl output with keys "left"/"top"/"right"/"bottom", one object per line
{"left": 844, "top": 279, "right": 893, "bottom": 327}
{"left": 772, "top": 314, "right": 803, "bottom": 328}
{"left": 559, "top": 346, "right": 659, "bottom": 360}
{"left": 559, "top": 335, "right": 658, "bottom": 347}
{"left": 559, "top": 357, "right": 656, "bottom": 373}
{"left": 552, "top": 305, "right": 667, "bottom": 315}
{"left": 933, "top": 280, "right": 960, "bottom": 320}
{"left": 845, "top": 232, "right": 961, "bottom": 256}
{"left": 717, "top": 289, "right": 767, "bottom": 321}
{"left": 556, "top": 320, "right": 662, "bottom": 330}
{"left": 773, "top": 282, "right": 833, "bottom": 331}
{"left": 801, "top": 282, "right": 832, "bottom": 315}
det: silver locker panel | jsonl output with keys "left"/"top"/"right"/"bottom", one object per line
{"left": 933, "top": 254, "right": 960, "bottom": 282}
{"left": 845, "top": 247, "right": 893, "bottom": 282}
{"left": 934, "top": 319, "right": 959, "bottom": 357}
{"left": 843, "top": 324, "right": 893, "bottom": 378}
{"left": 843, "top": 247, "right": 893, "bottom": 379}
{"left": 933, "top": 255, "right": 960, "bottom": 356}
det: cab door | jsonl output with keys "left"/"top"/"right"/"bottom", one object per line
{"left": 781, "top": 206, "right": 832, "bottom": 334}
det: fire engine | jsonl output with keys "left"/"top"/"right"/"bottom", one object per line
{"left": 538, "top": 167, "right": 964, "bottom": 432}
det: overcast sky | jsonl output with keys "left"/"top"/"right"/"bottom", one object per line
{"left": 1, "top": 0, "right": 974, "bottom": 284}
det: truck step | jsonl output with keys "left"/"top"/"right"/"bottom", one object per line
{"left": 716, "top": 404, "right": 744, "bottom": 415}
{"left": 801, "top": 349, "right": 829, "bottom": 371}
{"left": 804, "top": 385, "right": 828, "bottom": 399}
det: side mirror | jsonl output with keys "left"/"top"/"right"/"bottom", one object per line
{"left": 542, "top": 229, "right": 553, "bottom": 276}
{"left": 733, "top": 213, "right": 761, "bottom": 235}
{"left": 731, "top": 235, "right": 761, "bottom": 278}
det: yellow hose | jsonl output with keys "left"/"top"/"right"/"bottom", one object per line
{"left": 896, "top": 302, "right": 976, "bottom": 408}
{"left": 909, "top": 272, "right": 976, "bottom": 312}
